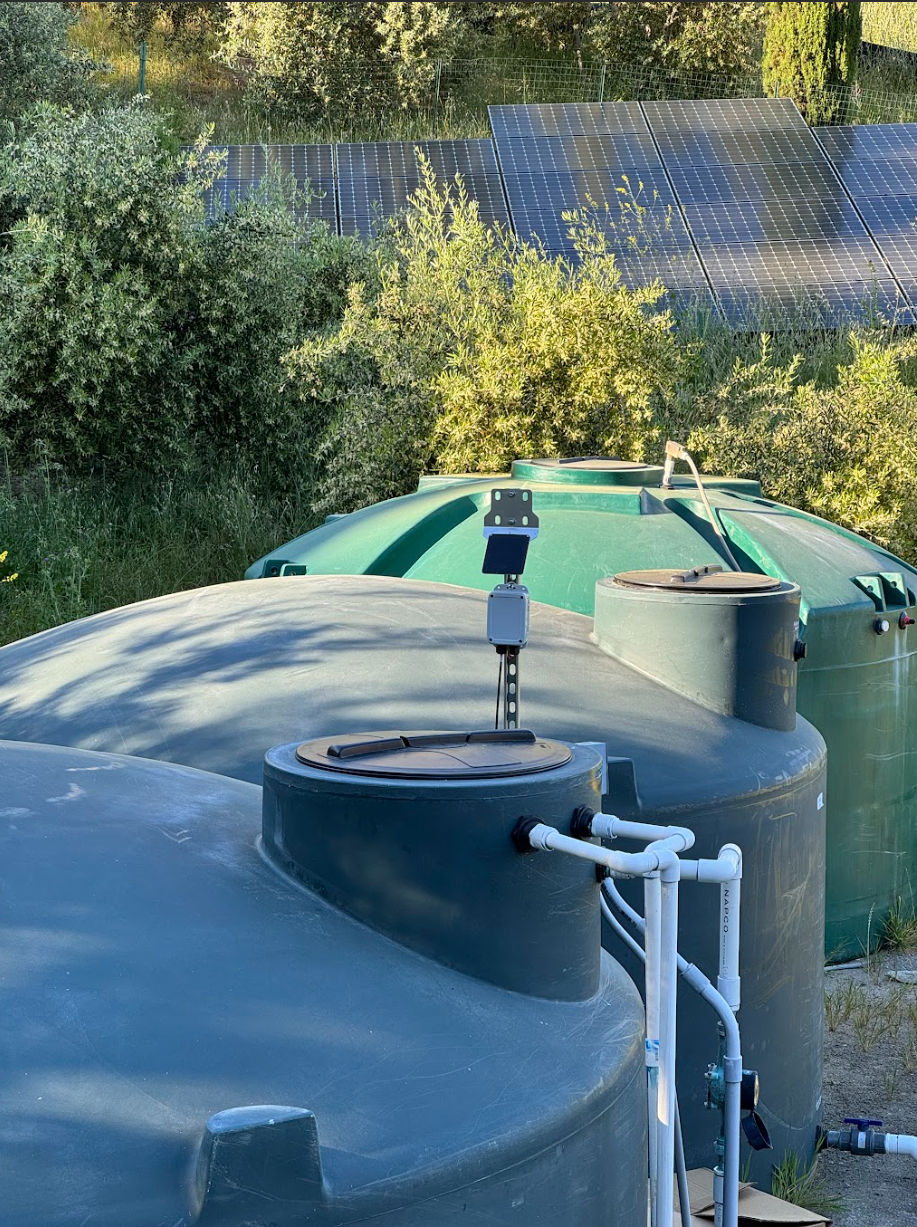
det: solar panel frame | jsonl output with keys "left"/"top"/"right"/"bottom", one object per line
{"left": 488, "top": 102, "right": 646, "bottom": 140}
{"left": 667, "top": 160, "right": 848, "bottom": 205}
{"left": 836, "top": 157, "right": 917, "bottom": 198}
{"left": 641, "top": 96, "right": 806, "bottom": 135}
{"left": 683, "top": 197, "right": 867, "bottom": 247}
{"left": 817, "top": 124, "right": 917, "bottom": 163}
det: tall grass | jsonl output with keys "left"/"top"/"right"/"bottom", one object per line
{"left": 0, "top": 460, "right": 319, "bottom": 646}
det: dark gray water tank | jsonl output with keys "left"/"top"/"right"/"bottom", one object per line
{"left": 0, "top": 576, "right": 826, "bottom": 1179}
{"left": 0, "top": 738, "right": 647, "bottom": 1227}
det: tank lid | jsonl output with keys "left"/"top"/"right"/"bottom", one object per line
{"left": 511, "top": 457, "right": 665, "bottom": 486}
{"left": 295, "top": 729, "right": 572, "bottom": 779}
{"left": 613, "top": 565, "right": 781, "bottom": 593}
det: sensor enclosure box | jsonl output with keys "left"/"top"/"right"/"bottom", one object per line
{"left": 487, "top": 584, "right": 530, "bottom": 648}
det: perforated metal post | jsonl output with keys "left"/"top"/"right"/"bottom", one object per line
{"left": 483, "top": 491, "right": 538, "bottom": 731}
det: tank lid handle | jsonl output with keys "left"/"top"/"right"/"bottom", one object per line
{"left": 327, "top": 729, "right": 537, "bottom": 760}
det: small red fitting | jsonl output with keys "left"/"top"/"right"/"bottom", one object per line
{"left": 900, "top": 612, "right": 916, "bottom": 629}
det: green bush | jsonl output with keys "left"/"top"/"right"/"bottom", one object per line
{"left": 0, "top": 100, "right": 364, "bottom": 475}
{"left": 218, "top": 2, "right": 472, "bottom": 116}
{"left": 110, "top": 2, "right": 229, "bottom": 47}
{"left": 685, "top": 335, "right": 917, "bottom": 564}
{"left": 0, "top": 1, "right": 97, "bottom": 122}
{"left": 0, "top": 102, "right": 218, "bottom": 468}
{"left": 188, "top": 173, "right": 373, "bottom": 465}
{"left": 763, "top": 2, "right": 862, "bottom": 124}
{"left": 284, "top": 173, "right": 683, "bottom": 515}
{"left": 589, "top": 3, "right": 766, "bottom": 77}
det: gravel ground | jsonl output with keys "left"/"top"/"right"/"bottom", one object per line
{"left": 819, "top": 952, "right": 917, "bottom": 1225}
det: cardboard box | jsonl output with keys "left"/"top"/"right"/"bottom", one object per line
{"left": 674, "top": 1169, "right": 831, "bottom": 1226}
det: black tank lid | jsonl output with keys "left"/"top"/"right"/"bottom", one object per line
{"left": 295, "top": 729, "right": 573, "bottom": 779}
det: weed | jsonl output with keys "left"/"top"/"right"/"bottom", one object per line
{"left": 902, "top": 1030, "right": 917, "bottom": 1074}
{"left": 883, "top": 894, "right": 917, "bottom": 953}
{"left": 0, "top": 459, "right": 321, "bottom": 646}
{"left": 884, "top": 1067, "right": 899, "bottom": 1102}
{"left": 825, "top": 980, "right": 867, "bottom": 1031}
{"left": 770, "top": 1148, "right": 846, "bottom": 1217}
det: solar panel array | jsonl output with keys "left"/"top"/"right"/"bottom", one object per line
{"left": 203, "top": 144, "right": 337, "bottom": 226}
{"left": 335, "top": 139, "right": 508, "bottom": 237}
{"left": 821, "top": 122, "right": 917, "bottom": 305}
{"left": 200, "top": 106, "right": 917, "bottom": 327}
{"left": 492, "top": 98, "right": 914, "bottom": 325}
{"left": 490, "top": 101, "right": 710, "bottom": 309}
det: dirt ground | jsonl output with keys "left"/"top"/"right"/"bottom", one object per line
{"left": 819, "top": 952, "right": 917, "bottom": 1225}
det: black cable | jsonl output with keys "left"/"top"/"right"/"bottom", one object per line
{"left": 495, "top": 652, "right": 503, "bottom": 729}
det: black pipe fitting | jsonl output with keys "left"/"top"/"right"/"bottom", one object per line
{"left": 569, "top": 804, "right": 596, "bottom": 840}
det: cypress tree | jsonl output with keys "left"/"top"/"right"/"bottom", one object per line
{"left": 762, "top": 1, "right": 862, "bottom": 124}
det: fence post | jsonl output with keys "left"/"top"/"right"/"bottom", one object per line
{"left": 598, "top": 62, "right": 606, "bottom": 103}
{"left": 138, "top": 39, "right": 147, "bottom": 94}
{"left": 433, "top": 60, "right": 443, "bottom": 135}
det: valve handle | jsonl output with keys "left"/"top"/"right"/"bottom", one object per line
{"left": 844, "top": 1117, "right": 882, "bottom": 1129}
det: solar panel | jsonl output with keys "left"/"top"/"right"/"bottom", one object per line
{"left": 641, "top": 97, "right": 805, "bottom": 135}
{"left": 204, "top": 178, "right": 337, "bottom": 225}
{"left": 336, "top": 139, "right": 500, "bottom": 180}
{"left": 701, "top": 238, "right": 889, "bottom": 289}
{"left": 495, "top": 132, "right": 658, "bottom": 175}
{"left": 613, "top": 248, "right": 711, "bottom": 290}
{"left": 668, "top": 161, "right": 847, "bottom": 205}
{"left": 487, "top": 100, "right": 917, "bottom": 328}
{"left": 488, "top": 102, "right": 645, "bottom": 140}
{"left": 654, "top": 127, "right": 822, "bottom": 168}
{"left": 511, "top": 205, "right": 693, "bottom": 253}
{"left": 836, "top": 157, "right": 917, "bottom": 197}
{"left": 337, "top": 173, "right": 510, "bottom": 237}
{"left": 818, "top": 124, "right": 917, "bottom": 163}
{"left": 684, "top": 197, "right": 866, "bottom": 247}
{"left": 856, "top": 195, "right": 917, "bottom": 236}
{"left": 717, "top": 281, "right": 913, "bottom": 328}
{"left": 501, "top": 168, "right": 676, "bottom": 214}
{"left": 220, "top": 144, "right": 334, "bottom": 181}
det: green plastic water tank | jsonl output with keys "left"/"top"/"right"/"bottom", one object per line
{"left": 248, "top": 457, "right": 917, "bottom": 959}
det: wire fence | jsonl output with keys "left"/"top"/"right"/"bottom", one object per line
{"left": 95, "top": 46, "right": 917, "bottom": 142}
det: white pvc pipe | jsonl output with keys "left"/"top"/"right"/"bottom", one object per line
{"left": 657, "top": 872, "right": 680, "bottom": 1227}
{"left": 645, "top": 873, "right": 662, "bottom": 1227}
{"left": 591, "top": 812, "right": 695, "bottom": 853}
{"left": 524, "top": 823, "right": 682, "bottom": 1227}
{"left": 526, "top": 823, "right": 679, "bottom": 877}
{"left": 886, "top": 1135, "right": 917, "bottom": 1158}
{"left": 661, "top": 442, "right": 742, "bottom": 572}
{"left": 601, "top": 893, "right": 692, "bottom": 1227}
{"left": 603, "top": 873, "right": 743, "bottom": 1227}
